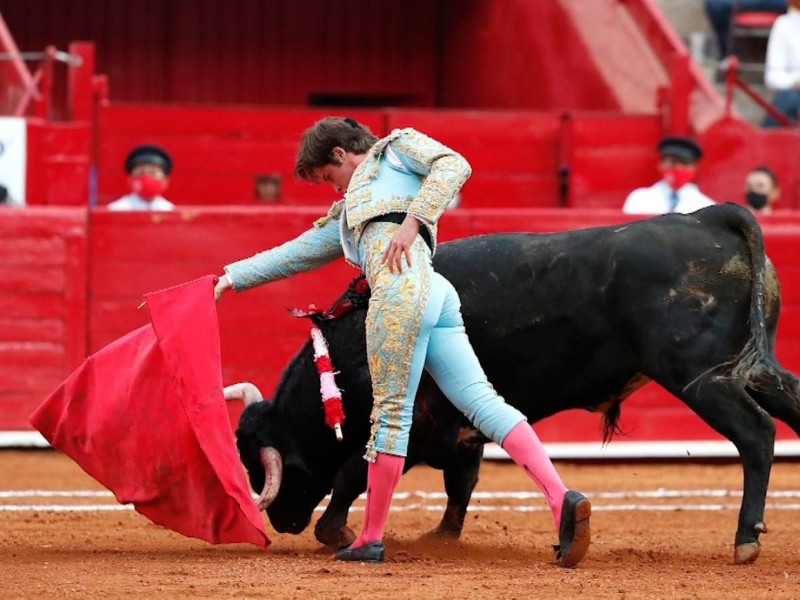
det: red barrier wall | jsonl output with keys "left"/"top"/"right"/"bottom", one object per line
{"left": 4, "top": 207, "right": 800, "bottom": 449}
{"left": 94, "top": 106, "right": 387, "bottom": 208}
{"left": 0, "top": 208, "right": 88, "bottom": 429}
{"left": 564, "top": 113, "right": 664, "bottom": 209}
{"left": 91, "top": 105, "right": 799, "bottom": 213}
{"left": 386, "top": 110, "right": 564, "bottom": 208}
{"left": 95, "top": 106, "right": 575, "bottom": 209}
{"left": 26, "top": 120, "right": 93, "bottom": 206}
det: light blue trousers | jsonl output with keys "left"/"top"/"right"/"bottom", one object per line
{"left": 360, "top": 223, "right": 526, "bottom": 460}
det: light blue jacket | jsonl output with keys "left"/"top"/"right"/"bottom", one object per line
{"left": 225, "top": 128, "right": 470, "bottom": 291}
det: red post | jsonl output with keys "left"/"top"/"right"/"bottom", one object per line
{"left": 68, "top": 42, "right": 96, "bottom": 121}
{"left": 724, "top": 56, "right": 739, "bottom": 118}
{"left": 667, "top": 53, "right": 691, "bottom": 136}
{"left": 32, "top": 45, "right": 57, "bottom": 120}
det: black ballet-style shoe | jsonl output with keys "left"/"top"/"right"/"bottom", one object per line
{"left": 553, "top": 490, "right": 591, "bottom": 568}
{"left": 335, "top": 541, "right": 386, "bottom": 563}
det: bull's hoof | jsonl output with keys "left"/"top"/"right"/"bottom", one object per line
{"left": 315, "top": 524, "right": 356, "bottom": 549}
{"left": 421, "top": 525, "right": 461, "bottom": 540}
{"left": 734, "top": 542, "right": 761, "bottom": 565}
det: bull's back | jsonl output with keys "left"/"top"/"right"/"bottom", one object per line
{"left": 432, "top": 206, "right": 760, "bottom": 418}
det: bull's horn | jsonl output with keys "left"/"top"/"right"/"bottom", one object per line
{"left": 223, "top": 382, "right": 264, "bottom": 406}
{"left": 256, "top": 446, "right": 283, "bottom": 511}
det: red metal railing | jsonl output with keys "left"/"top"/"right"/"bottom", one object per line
{"left": 0, "top": 12, "right": 95, "bottom": 120}
{"left": 0, "top": 11, "right": 39, "bottom": 116}
{"left": 723, "top": 56, "right": 795, "bottom": 128}
{"left": 621, "top": 0, "right": 726, "bottom": 134}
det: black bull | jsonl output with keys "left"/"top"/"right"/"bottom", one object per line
{"left": 234, "top": 204, "right": 800, "bottom": 564}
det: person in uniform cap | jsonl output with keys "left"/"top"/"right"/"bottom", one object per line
{"left": 108, "top": 145, "right": 175, "bottom": 211}
{"left": 622, "top": 136, "right": 716, "bottom": 215}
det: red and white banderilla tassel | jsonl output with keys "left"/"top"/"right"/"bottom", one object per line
{"left": 310, "top": 324, "right": 345, "bottom": 441}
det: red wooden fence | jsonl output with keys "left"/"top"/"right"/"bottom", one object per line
{"left": 3, "top": 207, "right": 800, "bottom": 457}
{"left": 0, "top": 208, "right": 87, "bottom": 429}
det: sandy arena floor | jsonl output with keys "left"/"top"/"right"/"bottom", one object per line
{"left": 3, "top": 450, "right": 800, "bottom": 599}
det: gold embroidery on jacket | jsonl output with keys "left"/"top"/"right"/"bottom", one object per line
{"left": 343, "top": 128, "right": 468, "bottom": 257}
{"left": 313, "top": 200, "right": 344, "bottom": 228}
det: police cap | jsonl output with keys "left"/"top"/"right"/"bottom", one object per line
{"left": 125, "top": 145, "right": 173, "bottom": 175}
{"left": 657, "top": 136, "right": 703, "bottom": 163}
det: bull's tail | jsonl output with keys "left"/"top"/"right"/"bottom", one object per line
{"left": 710, "top": 205, "right": 800, "bottom": 442}
{"left": 717, "top": 205, "right": 780, "bottom": 385}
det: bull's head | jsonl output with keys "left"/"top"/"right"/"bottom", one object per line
{"left": 224, "top": 383, "right": 282, "bottom": 510}
{"left": 226, "top": 383, "right": 322, "bottom": 534}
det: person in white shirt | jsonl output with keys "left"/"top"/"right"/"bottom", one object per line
{"left": 704, "top": 0, "right": 786, "bottom": 61}
{"left": 107, "top": 145, "right": 175, "bottom": 211}
{"left": 622, "top": 136, "right": 716, "bottom": 215}
{"left": 763, "top": 0, "right": 800, "bottom": 126}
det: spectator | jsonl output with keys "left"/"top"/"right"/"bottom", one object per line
{"left": 622, "top": 136, "right": 716, "bottom": 215}
{"left": 0, "top": 183, "right": 20, "bottom": 207}
{"left": 107, "top": 145, "right": 175, "bottom": 211}
{"left": 745, "top": 165, "right": 781, "bottom": 212}
{"left": 705, "top": 0, "right": 786, "bottom": 60}
{"left": 254, "top": 173, "right": 282, "bottom": 202}
{"left": 763, "top": 0, "right": 800, "bottom": 126}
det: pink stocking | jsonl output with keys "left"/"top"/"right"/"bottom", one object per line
{"left": 350, "top": 452, "right": 404, "bottom": 549}
{"left": 501, "top": 421, "right": 569, "bottom": 528}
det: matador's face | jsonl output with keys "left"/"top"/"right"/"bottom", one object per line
{"left": 312, "top": 147, "right": 365, "bottom": 195}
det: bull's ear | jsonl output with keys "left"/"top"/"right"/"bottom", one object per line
{"left": 239, "top": 397, "right": 276, "bottom": 421}
{"left": 236, "top": 400, "right": 277, "bottom": 444}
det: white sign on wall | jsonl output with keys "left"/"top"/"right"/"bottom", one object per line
{"left": 0, "top": 117, "right": 27, "bottom": 206}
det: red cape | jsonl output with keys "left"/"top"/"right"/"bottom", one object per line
{"left": 30, "top": 276, "right": 269, "bottom": 548}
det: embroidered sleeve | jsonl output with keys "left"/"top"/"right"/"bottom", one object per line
{"left": 388, "top": 129, "right": 471, "bottom": 224}
{"left": 224, "top": 215, "right": 343, "bottom": 291}
{"left": 314, "top": 199, "right": 344, "bottom": 228}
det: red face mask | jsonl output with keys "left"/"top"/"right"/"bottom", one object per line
{"left": 659, "top": 165, "right": 695, "bottom": 191}
{"left": 130, "top": 175, "right": 167, "bottom": 200}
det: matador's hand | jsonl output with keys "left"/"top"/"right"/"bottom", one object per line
{"left": 381, "top": 216, "right": 421, "bottom": 274}
{"left": 214, "top": 275, "right": 232, "bottom": 303}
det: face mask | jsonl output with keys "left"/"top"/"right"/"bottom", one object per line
{"left": 746, "top": 190, "right": 769, "bottom": 211}
{"left": 660, "top": 165, "right": 695, "bottom": 190}
{"left": 130, "top": 175, "right": 167, "bottom": 200}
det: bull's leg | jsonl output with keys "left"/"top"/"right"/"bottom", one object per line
{"left": 314, "top": 453, "right": 367, "bottom": 548}
{"left": 665, "top": 376, "right": 775, "bottom": 564}
{"left": 745, "top": 364, "right": 800, "bottom": 438}
{"left": 426, "top": 447, "right": 483, "bottom": 539}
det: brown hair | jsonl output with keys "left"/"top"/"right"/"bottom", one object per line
{"left": 751, "top": 165, "right": 779, "bottom": 188}
{"left": 294, "top": 117, "right": 379, "bottom": 182}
